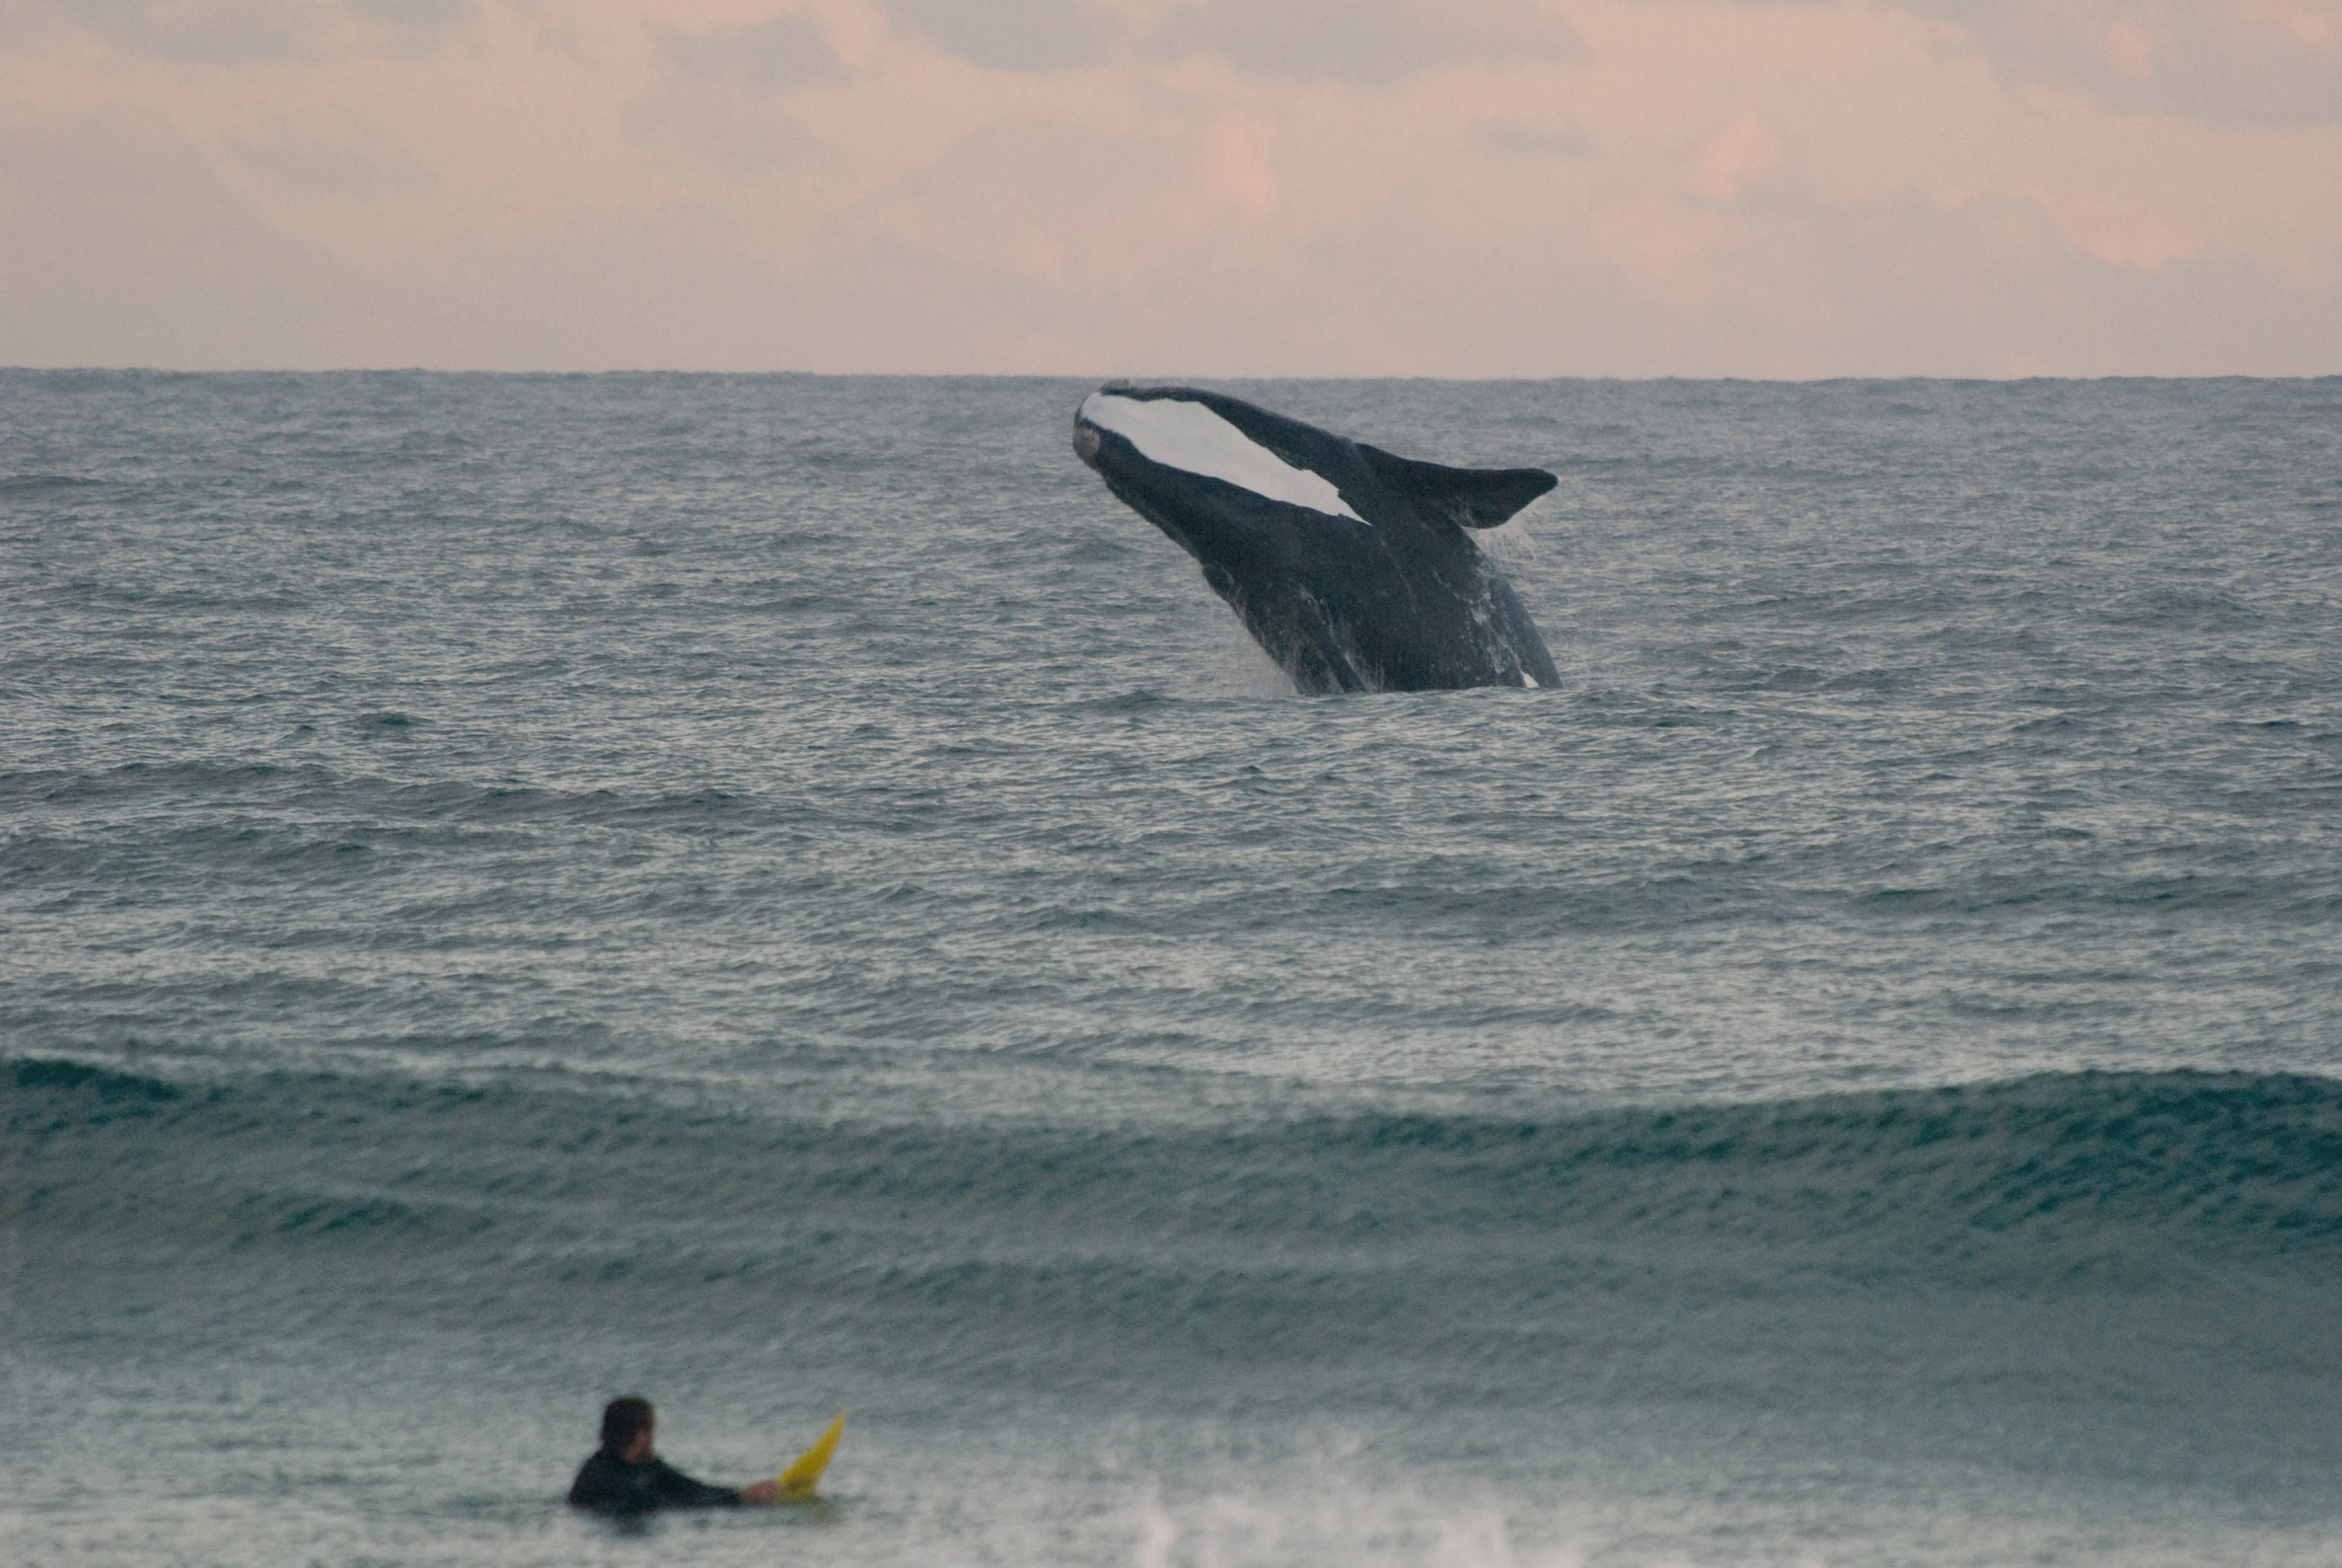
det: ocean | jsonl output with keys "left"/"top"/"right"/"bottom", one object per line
{"left": 4, "top": 370, "right": 2340, "bottom": 1566}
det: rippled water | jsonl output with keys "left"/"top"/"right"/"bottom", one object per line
{"left": 4, "top": 370, "right": 2341, "bottom": 1566}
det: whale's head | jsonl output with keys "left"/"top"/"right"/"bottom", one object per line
{"left": 1070, "top": 379, "right": 1130, "bottom": 473}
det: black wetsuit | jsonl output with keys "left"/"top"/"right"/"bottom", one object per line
{"left": 567, "top": 1448, "right": 741, "bottom": 1513}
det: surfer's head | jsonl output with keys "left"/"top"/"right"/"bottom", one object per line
{"left": 600, "top": 1396, "right": 656, "bottom": 1460}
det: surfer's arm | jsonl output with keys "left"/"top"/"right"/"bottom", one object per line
{"left": 737, "top": 1477, "right": 781, "bottom": 1505}
{"left": 642, "top": 1458, "right": 750, "bottom": 1508}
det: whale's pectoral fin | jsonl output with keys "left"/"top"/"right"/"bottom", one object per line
{"left": 1358, "top": 446, "right": 1558, "bottom": 530}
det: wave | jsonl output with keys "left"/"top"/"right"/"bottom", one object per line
{"left": 14, "top": 1056, "right": 2342, "bottom": 1453}
{"left": 0, "top": 472, "right": 107, "bottom": 495}
{"left": 15, "top": 1059, "right": 2341, "bottom": 1278}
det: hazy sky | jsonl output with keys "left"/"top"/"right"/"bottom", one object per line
{"left": 4, "top": 0, "right": 2338, "bottom": 374}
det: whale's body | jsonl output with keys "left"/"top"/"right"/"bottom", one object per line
{"left": 1073, "top": 385, "right": 1560, "bottom": 693}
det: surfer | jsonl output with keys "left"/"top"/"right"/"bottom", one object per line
{"left": 568, "top": 1396, "right": 782, "bottom": 1512}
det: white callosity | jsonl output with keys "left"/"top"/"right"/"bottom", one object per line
{"left": 1080, "top": 393, "right": 1367, "bottom": 524}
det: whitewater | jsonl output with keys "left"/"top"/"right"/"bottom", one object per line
{"left": 4, "top": 371, "right": 2340, "bottom": 1566}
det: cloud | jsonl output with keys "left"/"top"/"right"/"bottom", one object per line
{"left": 1157, "top": 0, "right": 1587, "bottom": 82}
{"left": 1, "top": 0, "right": 476, "bottom": 62}
{"left": 878, "top": 0, "right": 1585, "bottom": 80}
{"left": 1894, "top": 0, "right": 2342, "bottom": 125}
{"left": 1716, "top": 185, "right": 2338, "bottom": 376}
{"left": 1600, "top": 0, "right": 2342, "bottom": 124}
{"left": 338, "top": 0, "right": 476, "bottom": 57}
{"left": 1472, "top": 115, "right": 1599, "bottom": 159}
{"left": 232, "top": 114, "right": 434, "bottom": 197}
{"left": 872, "top": 115, "right": 1197, "bottom": 290}
{"left": 0, "top": 103, "right": 367, "bottom": 365}
{"left": 651, "top": 12, "right": 844, "bottom": 92}
{"left": 1685, "top": 113, "right": 1785, "bottom": 201}
{"left": 880, "top": 0, "right": 1121, "bottom": 73}
{"left": 627, "top": 89, "right": 830, "bottom": 176}
{"left": 635, "top": 14, "right": 840, "bottom": 174}
{"left": 2, "top": 0, "right": 2337, "bottom": 374}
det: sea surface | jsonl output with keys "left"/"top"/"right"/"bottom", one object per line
{"left": 4, "top": 370, "right": 2340, "bottom": 1567}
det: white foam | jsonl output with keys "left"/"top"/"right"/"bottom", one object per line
{"left": 1081, "top": 392, "right": 1366, "bottom": 523}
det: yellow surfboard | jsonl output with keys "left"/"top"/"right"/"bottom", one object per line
{"left": 770, "top": 1412, "right": 847, "bottom": 1502}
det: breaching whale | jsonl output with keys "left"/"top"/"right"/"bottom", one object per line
{"left": 1073, "top": 385, "right": 1560, "bottom": 693}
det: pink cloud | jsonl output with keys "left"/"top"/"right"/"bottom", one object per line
{"left": 1888, "top": 0, "right": 2342, "bottom": 124}
{"left": 0, "top": 0, "right": 2337, "bottom": 373}
{"left": 1689, "top": 113, "right": 1785, "bottom": 201}
{"left": 2227, "top": 0, "right": 2339, "bottom": 46}
{"left": 1201, "top": 120, "right": 1278, "bottom": 220}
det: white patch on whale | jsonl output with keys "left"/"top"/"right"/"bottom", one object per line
{"left": 1080, "top": 392, "right": 1367, "bottom": 524}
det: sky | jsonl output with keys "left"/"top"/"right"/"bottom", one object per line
{"left": 2, "top": 0, "right": 2338, "bottom": 376}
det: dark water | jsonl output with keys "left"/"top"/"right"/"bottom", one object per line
{"left": 4, "top": 371, "right": 2341, "bottom": 1566}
